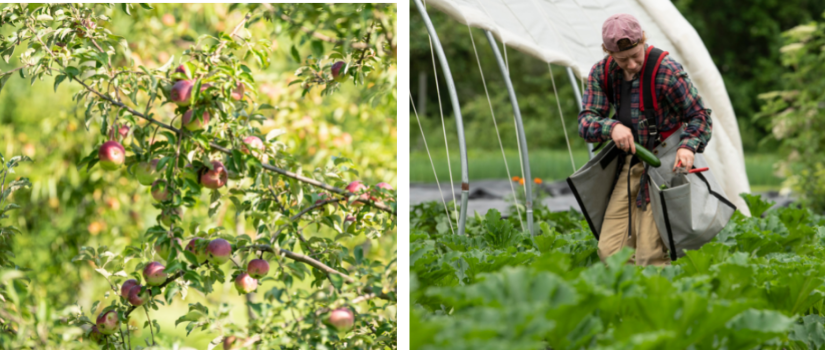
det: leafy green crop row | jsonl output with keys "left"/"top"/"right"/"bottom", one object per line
{"left": 411, "top": 195, "right": 825, "bottom": 350}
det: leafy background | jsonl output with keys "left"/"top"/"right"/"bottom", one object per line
{"left": 0, "top": 3, "right": 396, "bottom": 348}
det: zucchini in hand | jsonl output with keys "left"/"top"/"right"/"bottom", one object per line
{"left": 633, "top": 142, "right": 661, "bottom": 168}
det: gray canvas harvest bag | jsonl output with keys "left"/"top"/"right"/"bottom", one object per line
{"left": 567, "top": 126, "right": 736, "bottom": 261}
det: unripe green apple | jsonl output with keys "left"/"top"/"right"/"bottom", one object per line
{"left": 135, "top": 159, "right": 162, "bottom": 186}
{"left": 160, "top": 207, "right": 182, "bottom": 227}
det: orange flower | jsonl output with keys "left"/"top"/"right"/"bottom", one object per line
{"left": 519, "top": 178, "right": 525, "bottom": 185}
{"left": 512, "top": 176, "right": 520, "bottom": 182}
{"left": 534, "top": 178, "right": 543, "bottom": 184}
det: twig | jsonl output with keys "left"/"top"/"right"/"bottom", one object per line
{"left": 0, "top": 64, "right": 34, "bottom": 77}
{"left": 240, "top": 244, "right": 355, "bottom": 284}
{"left": 279, "top": 13, "right": 368, "bottom": 50}
{"left": 356, "top": 23, "right": 374, "bottom": 67}
{"left": 143, "top": 306, "right": 156, "bottom": 346}
{"left": 215, "top": 12, "right": 252, "bottom": 57}
{"left": 66, "top": 73, "right": 396, "bottom": 215}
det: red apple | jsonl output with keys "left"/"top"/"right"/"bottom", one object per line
{"left": 234, "top": 273, "right": 258, "bottom": 294}
{"left": 247, "top": 259, "right": 269, "bottom": 279}
{"left": 181, "top": 109, "right": 211, "bottom": 131}
{"left": 231, "top": 82, "right": 245, "bottom": 101}
{"left": 118, "top": 124, "right": 130, "bottom": 139}
{"left": 206, "top": 238, "right": 232, "bottom": 265}
{"left": 331, "top": 61, "right": 347, "bottom": 83}
{"left": 98, "top": 141, "right": 125, "bottom": 170}
{"left": 241, "top": 136, "right": 264, "bottom": 155}
{"left": 345, "top": 215, "right": 355, "bottom": 222}
{"left": 186, "top": 237, "right": 209, "bottom": 264}
{"left": 151, "top": 179, "right": 171, "bottom": 201}
{"left": 173, "top": 64, "right": 192, "bottom": 81}
{"left": 96, "top": 309, "right": 119, "bottom": 335}
{"left": 143, "top": 262, "right": 167, "bottom": 286}
{"left": 328, "top": 308, "right": 354, "bottom": 332}
{"left": 201, "top": 161, "right": 228, "bottom": 189}
{"left": 346, "top": 180, "right": 369, "bottom": 206}
{"left": 120, "top": 279, "right": 138, "bottom": 299}
{"left": 371, "top": 182, "right": 395, "bottom": 204}
{"left": 223, "top": 335, "right": 238, "bottom": 350}
{"left": 127, "top": 285, "right": 149, "bottom": 306}
{"left": 170, "top": 80, "right": 194, "bottom": 106}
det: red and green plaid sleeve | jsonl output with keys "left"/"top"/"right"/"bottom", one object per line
{"left": 578, "top": 60, "right": 619, "bottom": 143}
{"left": 661, "top": 58, "right": 712, "bottom": 153}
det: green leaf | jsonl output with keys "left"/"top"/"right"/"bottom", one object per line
{"left": 139, "top": 3, "right": 154, "bottom": 10}
{"left": 53, "top": 74, "right": 66, "bottom": 92}
{"left": 121, "top": 3, "right": 132, "bottom": 16}
{"left": 328, "top": 273, "right": 343, "bottom": 290}
{"left": 354, "top": 246, "right": 363, "bottom": 265}
{"left": 64, "top": 66, "right": 80, "bottom": 79}
{"left": 1, "top": 46, "right": 14, "bottom": 64}
{"left": 0, "top": 74, "right": 11, "bottom": 96}
{"left": 726, "top": 309, "right": 794, "bottom": 333}
{"left": 290, "top": 45, "right": 301, "bottom": 64}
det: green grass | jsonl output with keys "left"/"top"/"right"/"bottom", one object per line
{"left": 411, "top": 149, "right": 784, "bottom": 188}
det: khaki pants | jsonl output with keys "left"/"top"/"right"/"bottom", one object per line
{"left": 598, "top": 155, "right": 670, "bottom": 266}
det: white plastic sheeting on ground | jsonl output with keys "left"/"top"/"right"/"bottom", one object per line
{"left": 425, "top": 0, "right": 752, "bottom": 216}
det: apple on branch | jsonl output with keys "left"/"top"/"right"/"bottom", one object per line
{"left": 98, "top": 141, "right": 125, "bottom": 171}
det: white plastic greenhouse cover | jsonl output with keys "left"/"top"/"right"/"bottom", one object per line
{"left": 426, "top": 0, "right": 752, "bottom": 216}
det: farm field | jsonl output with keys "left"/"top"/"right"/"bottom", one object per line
{"left": 410, "top": 195, "right": 825, "bottom": 349}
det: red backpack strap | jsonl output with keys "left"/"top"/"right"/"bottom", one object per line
{"left": 602, "top": 56, "right": 613, "bottom": 106}
{"left": 639, "top": 46, "right": 669, "bottom": 114}
{"left": 638, "top": 46, "right": 668, "bottom": 148}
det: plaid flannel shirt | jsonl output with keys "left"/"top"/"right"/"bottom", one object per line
{"left": 577, "top": 48, "right": 712, "bottom": 207}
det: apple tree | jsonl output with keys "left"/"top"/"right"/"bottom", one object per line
{"left": 0, "top": 3, "right": 396, "bottom": 349}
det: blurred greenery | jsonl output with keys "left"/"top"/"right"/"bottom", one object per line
{"left": 755, "top": 16, "right": 825, "bottom": 212}
{"left": 409, "top": 1, "right": 825, "bottom": 192}
{"left": 0, "top": 3, "right": 396, "bottom": 348}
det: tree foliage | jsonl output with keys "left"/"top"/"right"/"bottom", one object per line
{"left": 755, "top": 13, "right": 825, "bottom": 212}
{"left": 0, "top": 3, "right": 396, "bottom": 349}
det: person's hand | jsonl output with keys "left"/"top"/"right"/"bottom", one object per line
{"left": 673, "top": 148, "right": 695, "bottom": 172}
{"left": 610, "top": 124, "right": 635, "bottom": 154}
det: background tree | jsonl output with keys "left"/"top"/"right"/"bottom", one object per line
{"left": 0, "top": 3, "right": 396, "bottom": 349}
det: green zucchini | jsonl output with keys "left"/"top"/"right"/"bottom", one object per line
{"left": 634, "top": 142, "right": 661, "bottom": 168}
